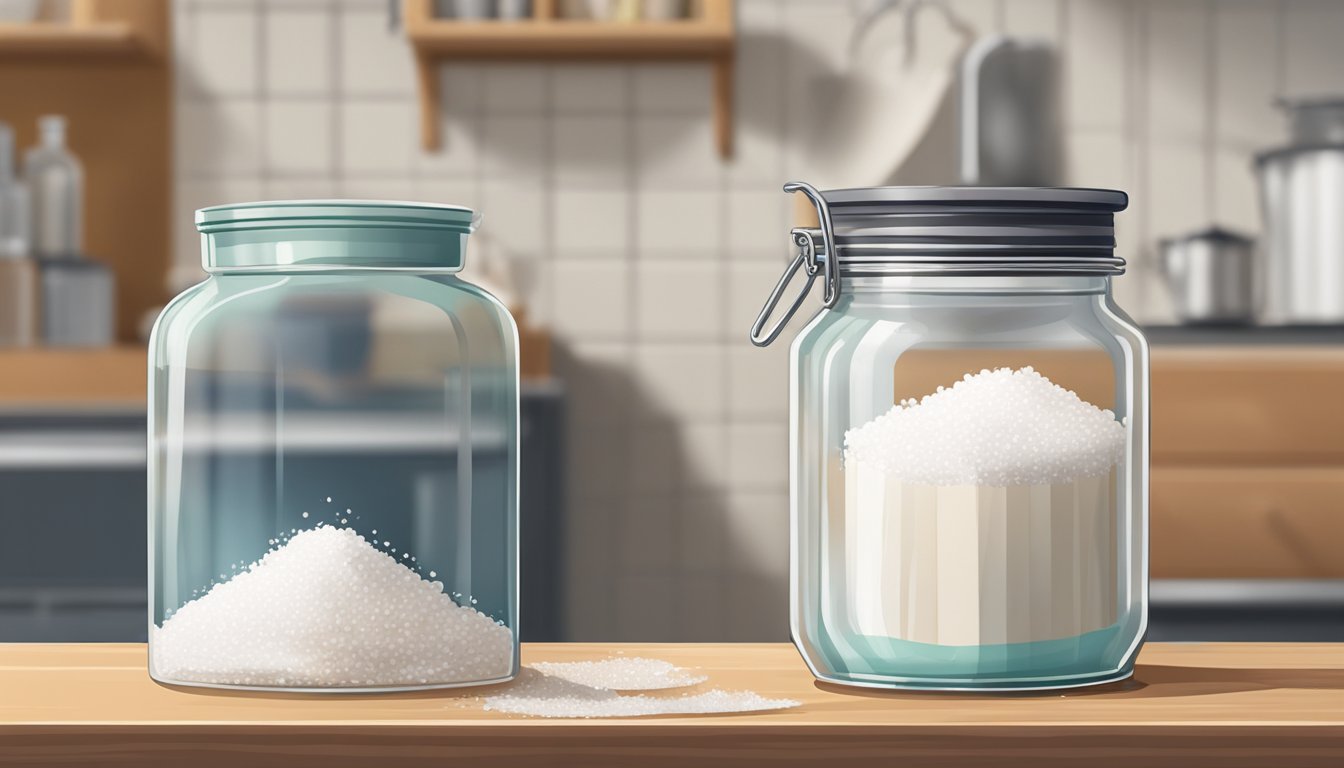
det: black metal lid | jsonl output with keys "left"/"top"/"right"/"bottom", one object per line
{"left": 749, "top": 182, "right": 1131, "bottom": 347}
{"left": 815, "top": 185, "right": 1129, "bottom": 276}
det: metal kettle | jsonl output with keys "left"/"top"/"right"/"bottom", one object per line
{"left": 1158, "top": 227, "right": 1256, "bottom": 325}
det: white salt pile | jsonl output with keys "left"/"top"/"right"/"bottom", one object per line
{"left": 151, "top": 525, "right": 513, "bottom": 688}
{"left": 531, "top": 658, "right": 707, "bottom": 690}
{"left": 483, "top": 664, "right": 798, "bottom": 719}
{"left": 844, "top": 366, "right": 1125, "bottom": 485}
{"left": 838, "top": 367, "right": 1126, "bottom": 645}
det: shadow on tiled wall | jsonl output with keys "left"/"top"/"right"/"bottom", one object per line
{"left": 552, "top": 340, "right": 789, "bottom": 644}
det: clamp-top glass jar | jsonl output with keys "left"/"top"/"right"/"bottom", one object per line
{"left": 149, "top": 201, "right": 518, "bottom": 692}
{"left": 753, "top": 183, "right": 1147, "bottom": 690}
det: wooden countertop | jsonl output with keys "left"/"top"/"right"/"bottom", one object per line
{"left": 1, "top": 643, "right": 1341, "bottom": 766}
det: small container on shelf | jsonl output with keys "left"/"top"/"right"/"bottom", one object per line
{"left": 435, "top": 0, "right": 494, "bottom": 19}
{"left": 496, "top": 0, "right": 531, "bottom": 20}
{"left": 643, "top": 0, "right": 687, "bottom": 20}
{"left": 558, "top": 0, "right": 615, "bottom": 20}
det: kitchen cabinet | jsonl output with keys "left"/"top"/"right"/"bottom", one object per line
{"left": 1146, "top": 345, "right": 1344, "bottom": 641}
{"left": 1149, "top": 346, "right": 1344, "bottom": 579}
{"left": 1, "top": 642, "right": 1340, "bottom": 767}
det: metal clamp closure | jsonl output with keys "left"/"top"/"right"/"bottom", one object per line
{"left": 749, "top": 182, "right": 840, "bottom": 347}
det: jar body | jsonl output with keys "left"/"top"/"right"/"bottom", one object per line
{"left": 148, "top": 269, "right": 519, "bottom": 692}
{"left": 791, "top": 275, "right": 1147, "bottom": 690}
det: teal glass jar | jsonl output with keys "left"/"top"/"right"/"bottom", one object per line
{"left": 148, "top": 201, "right": 519, "bottom": 692}
{"left": 752, "top": 183, "right": 1148, "bottom": 690}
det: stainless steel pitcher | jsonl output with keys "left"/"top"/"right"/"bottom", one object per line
{"left": 1256, "top": 98, "right": 1344, "bottom": 324}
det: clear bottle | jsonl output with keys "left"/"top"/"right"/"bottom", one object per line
{"left": 751, "top": 183, "right": 1148, "bottom": 691}
{"left": 25, "top": 115, "right": 82, "bottom": 259}
{"left": 148, "top": 201, "right": 519, "bottom": 692}
{"left": 0, "top": 122, "right": 37, "bottom": 346}
{"left": 23, "top": 115, "right": 114, "bottom": 346}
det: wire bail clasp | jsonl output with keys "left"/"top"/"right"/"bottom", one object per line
{"left": 748, "top": 182, "right": 840, "bottom": 347}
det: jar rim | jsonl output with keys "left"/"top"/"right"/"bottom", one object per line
{"left": 821, "top": 185, "right": 1127, "bottom": 210}
{"left": 196, "top": 200, "right": 477, "bottom": 272}
{"left": 196, "top": 200, "right": 477, "bottom": 233}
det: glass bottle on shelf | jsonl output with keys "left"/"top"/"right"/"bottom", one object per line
{"left": 24, "top": 115, "right": 114, "bottom": 347}
{"left": 0, "top": 121, "right": 37, "bottom": 346}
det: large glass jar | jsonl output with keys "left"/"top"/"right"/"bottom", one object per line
{"left": 149, "top": 201, "right": 519, "bottom": 692}
{"left": 752, "top": 183, "right": 1147, "bottom": 690}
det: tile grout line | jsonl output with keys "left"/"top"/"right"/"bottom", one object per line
{"left": 331, "top": 2, "right": 346, "bottom": 195}
{"left": 1203, "top": 0, "right": 1217, "bottom": 226}
{"left": 716, "top": 2, "right": 735, "bottom": 631}
{"left": 260, "top": 0, "right": 277, "bottom": 197}
{"left": 1273, "top": 0, "right": 1287, "bottom": 99}
{"left": 1129, "top": 0, "right": 1150, "bottom": 318}
{"left": 620, "top": 62, "right": 639, "bottom": 641}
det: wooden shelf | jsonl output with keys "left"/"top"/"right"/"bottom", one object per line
{"left": 0, "top": 347, "right": 146, "bottom": 407}
{"left": 2, "top": 643, "right": 1342, "bottom": 766}
{"left": 0, "top": 21, "right": 146, "bottom": 58}
{"left": 405, "top": 0, "right": 736, "bottom": 157}
{"left": 0, "top": 323, "right": 551, "bottom": 407}
{"left": 0, "top": 0, "right": 171, "bottom": 342}
{"left": 407, "top": 19, "right": 733, "bottom": 57}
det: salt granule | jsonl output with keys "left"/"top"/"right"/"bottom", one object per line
{"left": 531, "top": 658, "right": 708, "bottom": 690}
{"left": 151, "top": 525, "right": 513, "bottom": 688}
{"left": 483, "top": 664, "right": 797, "bottom": 719}
{"left": 844, "top": 366, "right": 1126, "bottom": 486}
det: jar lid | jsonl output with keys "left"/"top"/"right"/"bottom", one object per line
{"left": 196, "top": 200, "right": 479, "bottom": 272}
{"left": 197, "top": 200, "right": 476, "bottom": 231}
{"left": 816, "top": 185, "right": 1128, "bottom": 275}
{"left": 750, "top": 182, "right": 1129, "bottom": 346}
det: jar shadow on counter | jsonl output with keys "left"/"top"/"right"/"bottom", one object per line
{"left": 149, "top": 676, "right": 515, "bottom": 701}
{"left": 813, "top": 665, "right": 1344, "bottom": 699}
{"left": 812, "top": 677, "right": 1147, "bottom": 700}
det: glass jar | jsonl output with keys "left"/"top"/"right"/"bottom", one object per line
{"left": 149, "top": 201, "right": 519, "bottom": 692}
{"left": 752, "top": 183, "right": 1147, "bottom": 691}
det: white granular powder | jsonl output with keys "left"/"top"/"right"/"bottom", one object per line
{"left": 483, "top": 665, "right": 798, "bottom": 718}
{"left": 151, "top": 525, "right": 513, "bottom": 688}
{"left": 531, "top": 658, "right": 708, "bottom": 690}
{"left": 844, "top": 366, "right": 1126, "bottom": 486}
{"left": 838, "top": 366, "right": 1126, "bottom": 646}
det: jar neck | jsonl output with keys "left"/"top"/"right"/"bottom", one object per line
{"left": 202, "top": 227, "right": 468, "bottom": 273}
{"left": 840, "top": 274, "right": 1112, "bottom": 297}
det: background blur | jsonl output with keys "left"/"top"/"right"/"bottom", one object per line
{"left": 2, "top": 0, "right": 1343, "bottom": 644}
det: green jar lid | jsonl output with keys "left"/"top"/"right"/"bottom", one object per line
{"left": 196, "top": 200, "right": 479, "bottom": 272}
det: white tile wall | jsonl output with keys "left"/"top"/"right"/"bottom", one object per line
{"left": 172, "top": 0, "right": 1344, "bottom": 641}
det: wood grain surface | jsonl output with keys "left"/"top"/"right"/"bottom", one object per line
{"left": 1, "top": 643, "right": 1341, "bottom": 767}
{"left": 1152, "top": 466, "right": 1344, "bottom": 578}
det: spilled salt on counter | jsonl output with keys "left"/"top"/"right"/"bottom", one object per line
{"left": 151, "top": 525, "right": 513, "bottom": 688}
{"left": 531, "top": 657, "right": 708, "bottom": 690}
{"left": 483, "top": 661, "right": 798, "bottom": 718}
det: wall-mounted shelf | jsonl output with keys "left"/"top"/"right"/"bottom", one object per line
{"left": 0, "top": 21, "right": 145, "bottom": 58}
{"left": 404, "top": 0, "right": 736, "bottom": 158}
{"left": 0, "top": 0, "right": 170, "bottom": 343}
{"left": 0, "top": 348, "right": 147, "bottom": 407}
{"left": 0, "top": 1, "right": 164, "bottom": 59}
